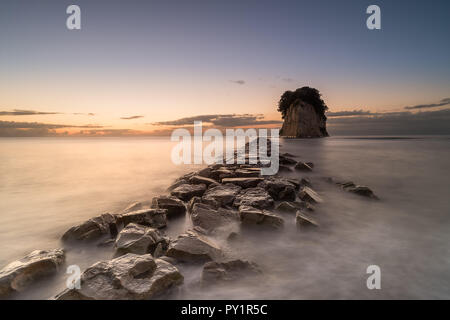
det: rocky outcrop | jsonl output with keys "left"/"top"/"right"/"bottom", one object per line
{"left": 239, "top": 206, "right": 284, "bottom": 229}
{"left": 202, "top": 183, "right": 242, "bottom": 207}
{"left": 233, "top": 187, "right": 274, "bottom": 210}
{"left": 0, "top": 249, "right": 65, "bottom": 297}
{"left": 62, "top": 213, "right": 117, "bottom": 242}
{"left": 166, "top": 231, "right": 222, "bottom": 263}
{"left": 170, "top": 183, "right": 207, "bottom": 201}
{"left": 202, "top": 260, "right": 261, "bottom": 284}
{"left": 55, "top": 254, "right": 183, "bottom": 300}
{"left": 118, "top": 209, "right": 167, "bottom": 229}
{"left": 298, "top": 187, "right": 323, "bottom": 204}
{"left": 114, "top": 223, "right": 169, "bottom": 256}
{"left": 258, "top": 177, "right": 296, "bottom": 201}
{"left": 296, "top": 211, "right": 319, "bottom": 227}
{"left": 151, "top": 196, "right": 186, "bottom": 218}
{"left": 280, "top": 101, "right": 328, "bottom": 138}
{"left": 190, "top": 203, "right": 239, "bottom": 232}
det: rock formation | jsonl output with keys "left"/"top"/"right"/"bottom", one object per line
{"left": 278, "top": 87, "right": 329, "bottom": 138}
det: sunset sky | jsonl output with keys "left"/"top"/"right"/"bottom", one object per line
{"left": 1, "top": 0, "right": 449, "bottom": 136}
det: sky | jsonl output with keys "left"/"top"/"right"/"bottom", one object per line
{"left": 0, "top": 0, "right": 449, "bottom": 136}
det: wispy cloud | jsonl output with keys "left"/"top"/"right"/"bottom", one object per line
{"left": 327, "top": 110, "right": 374, "bottom": 117}
{"left": 230, "top": 80, "right": 246, "bottom": 85}
{"left": 404, "top": 98, "right": 450, "bottom": 110}
{"left": 151, "top": 114, "right": 282, "bottom": 127}
{"left": 120, "top": 115, "right": 144, "bottom": 120}
{"left": 0, "top": 121, "right": 103, "bottom": 129}
{"left": 0, "top": 121, "right": 104, "bottom": 137}
{"left": 0, "top": 109, "right": 61, "bottom": 116}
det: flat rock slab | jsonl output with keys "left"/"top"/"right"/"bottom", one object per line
{"left": 62, "top": 213, "right": 117, "bottom": 241}
{"left": 294, "top": 162, "right": 313, "bottom": 171}
{"left": 118, "top": 209, "right": 167, "bottom": 229}
{"left": 202, "top": 259, "right": 261, "bottom": 284}
{"left": 171, "top": 183, "right": 207, "bottom": 201}
{"left": 221, "top": 177, "right": 264, "bottom": 188}
{"left": 347, "top": 186, "right": 379, "bottom": 200}
{"left": 202, "top": 183, "right": 242, "bottom": 207}
{"left": 298, "top": 186, "right": 323, "bottom": 204}
{"left": 233, "top": 187, "right": 274, "bottom": 210}
{"left": 188, "top": 175, "right": 219, "bottom": 186}
{"left": 239, "top": 205, "right": 284, "bottom": 229}
{"left": 296, "top": 211, "right": 319, "bottom": 227}
{"left": 0, "top": 249, "right": 65, "bottom": 297}
{"left": 190, "top": 203, "right": 239, "bottom": 231}
{"left": 166, "top": 231, "right": 222, "bottom": 263}
{"left": 151, "top": 195, "right": 186, "bottom": 218}
{"left": 258, "top": 177, "right": 296, "bottom": 201}
{"left": 114, "top": 223, "right": 168, "bottom": 256}
{"left": 55, "top": 254, "right": 183, "bottom": 300}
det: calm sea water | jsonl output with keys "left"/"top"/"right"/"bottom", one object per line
{"left": 0, "top": 136, "right": 449, "bottom": 299}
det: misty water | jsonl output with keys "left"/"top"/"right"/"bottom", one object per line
{"left": 0, "top": 136, "right": 449, "bottom": 299}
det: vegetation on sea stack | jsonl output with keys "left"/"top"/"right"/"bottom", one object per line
{"left": 277, "top": 87, "right": 328, "bottom": 120}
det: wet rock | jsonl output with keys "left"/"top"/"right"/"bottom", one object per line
{"left": 234, "top": 169, "right": 260, "bottom": 178}
{"left": 306, "top": 162, "right": 315, "bottom": 168}
{"left": 279, "top": 156, "right": 297, "bottom": 165}
{"left": 166, "top": 231, "right": 222, "bottom": 263}
{"left": 114, "top": 223, "right": 169, "bottom": 256}
{"left": 275, "top": 201, "right": 298, "bottom": 213}
{"left": 170, "top": 183, "right": 207, "bottom": 201}
{"left": 202, "top": 183, "right": 242, "bottom": 207}
{"left": 189, "top": 175, "right": 219, "bottom": 187}
{"left": 294, "top": 162, "right": 313, "bottom": 172}
{"left": 190, "top": 203, "right": 239, "bottom": 231}
{"left": 118, "top": 209, "right": 167, "bottom": 229}
{"left": 187, "top": 196, "right": 202, "bottom": 213}
{"left": 0, "top": 249, "right": 65, "bottom": 297}
{"left": 202, "top": 260, "right": 261, "bottom": 284}
{"left": 55, "top": 254, "right": 183, "bottom": 300}
{"left": 298, "top": 187, "right": 323, "bottom": 204}
{"left": 62, "top": 213, "right": 118, "bottom": 242}
{"left": 287, "top": 179, "right": 301, "bottom": 189}
{"left": 122, "top": 202, "right": 144, "bottom": 213}
{"left": 258, "top": 178, "right": 296, "bottom": 201}
{"left": 151, "top": 195, "right": 186, "bottom": 218}
{"left": 300, "top": 178, "right": 312, "bottom": 187}
{"left": 197, "top": 167, "right": 212, "bottom": 178}
{"left": 296, "top": 211, "right": 319, "bottom": 227}
{"left": 347, "top": 186, "right": 379, "bottom": 199}
{"left": 221, "top": 177, "right": 264, "bottom": 188}
{"left": 210, "top": 168, "right": 235, "bottom": 180}
{"left": 239, "top": 206, "right": 284, "bottom": 229}
{"left": 233, "top": 187, "right": 274, "bottom": 210}
{"left": 167, "top": 179, "right": 188, "bottom": 192}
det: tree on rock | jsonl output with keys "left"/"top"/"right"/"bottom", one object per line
{"left": 278, "top": 87, "right": 329, "bottom": 138}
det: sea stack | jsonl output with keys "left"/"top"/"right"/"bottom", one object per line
{"left": 278, "top": 87, "right": 329, "bottom": 138}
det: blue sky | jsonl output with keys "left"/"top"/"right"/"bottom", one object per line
{"left": 0, "top": 0, "right": 449, "bottom": 135}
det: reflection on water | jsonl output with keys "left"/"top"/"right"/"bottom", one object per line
{"left": 0, "top": 136, "right": 449, "bottom": 299}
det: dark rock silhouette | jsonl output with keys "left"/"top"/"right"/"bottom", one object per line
{"left": 278, "top": 87, "right": 329, "bottom": 138}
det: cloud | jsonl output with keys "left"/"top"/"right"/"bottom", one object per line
{"left": 0, "top": 109, "right": 61, "bottom": 116}
{"left": 327, "top": 110, "right": 375, "bottom": 117}
{"left": 404, "top": 98, "right": 450, "bottom": 110}
{"left": 120, "top": 115, "right": 144, "bottom": 120}
{"left": 327, "top": 108, "right": 450, "bottom": 135}
{"left": 230, "top": 80, "right": 245, "bottom": 85}
{"left": 151, "top": 114, "right": 282, "bottom": 127}
{"left": 73, "top": 112, "right": 96, "bottom": 116}
{"left": 0, "top": 121, "right": 103, "bottom": 129}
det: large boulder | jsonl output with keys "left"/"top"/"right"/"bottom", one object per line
{"left": 151, "top": 195, "right": 186, "bottom": 218}
{"left": 238, "top": 206, "right": 284, "bottom": 229}
{"left": 202, "top": 260, "right": 261, "bottom": 284}
{"left": 114, "top": 223, "right": 169, "bottom": 256}
{"left": 298, "top": 187, "right": 323, "bottom": 204}
{"left": 55, "top": 254, "right": 183, "bottom": 300}
{"left": 202, "top": 183, "right": 242, "bottom": 207}
{"left": 166, "top": 231, "right": 222, "bottom": 263}
{"left": 170, "top": 183, "right": 207, "bottom": 201}
{"left": 233, "top": 187, "right": 274, "bottom": 210}
{"left": 190, "top": 203, "right": 239, "bottom": 231}
{"left": 62, "top": 213, "right": 117, "bottom": 242}
{"left": 221, "top": 177, "right": 264, "bottom": 188}
{"left": 258, "top": 178, "right": 296, "bottom": 201}
{"left": 118, "top": 209, "right": 167, "bottom": 229}
{"left": 0, "top": 249, "right": 65, "bottom": 297}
